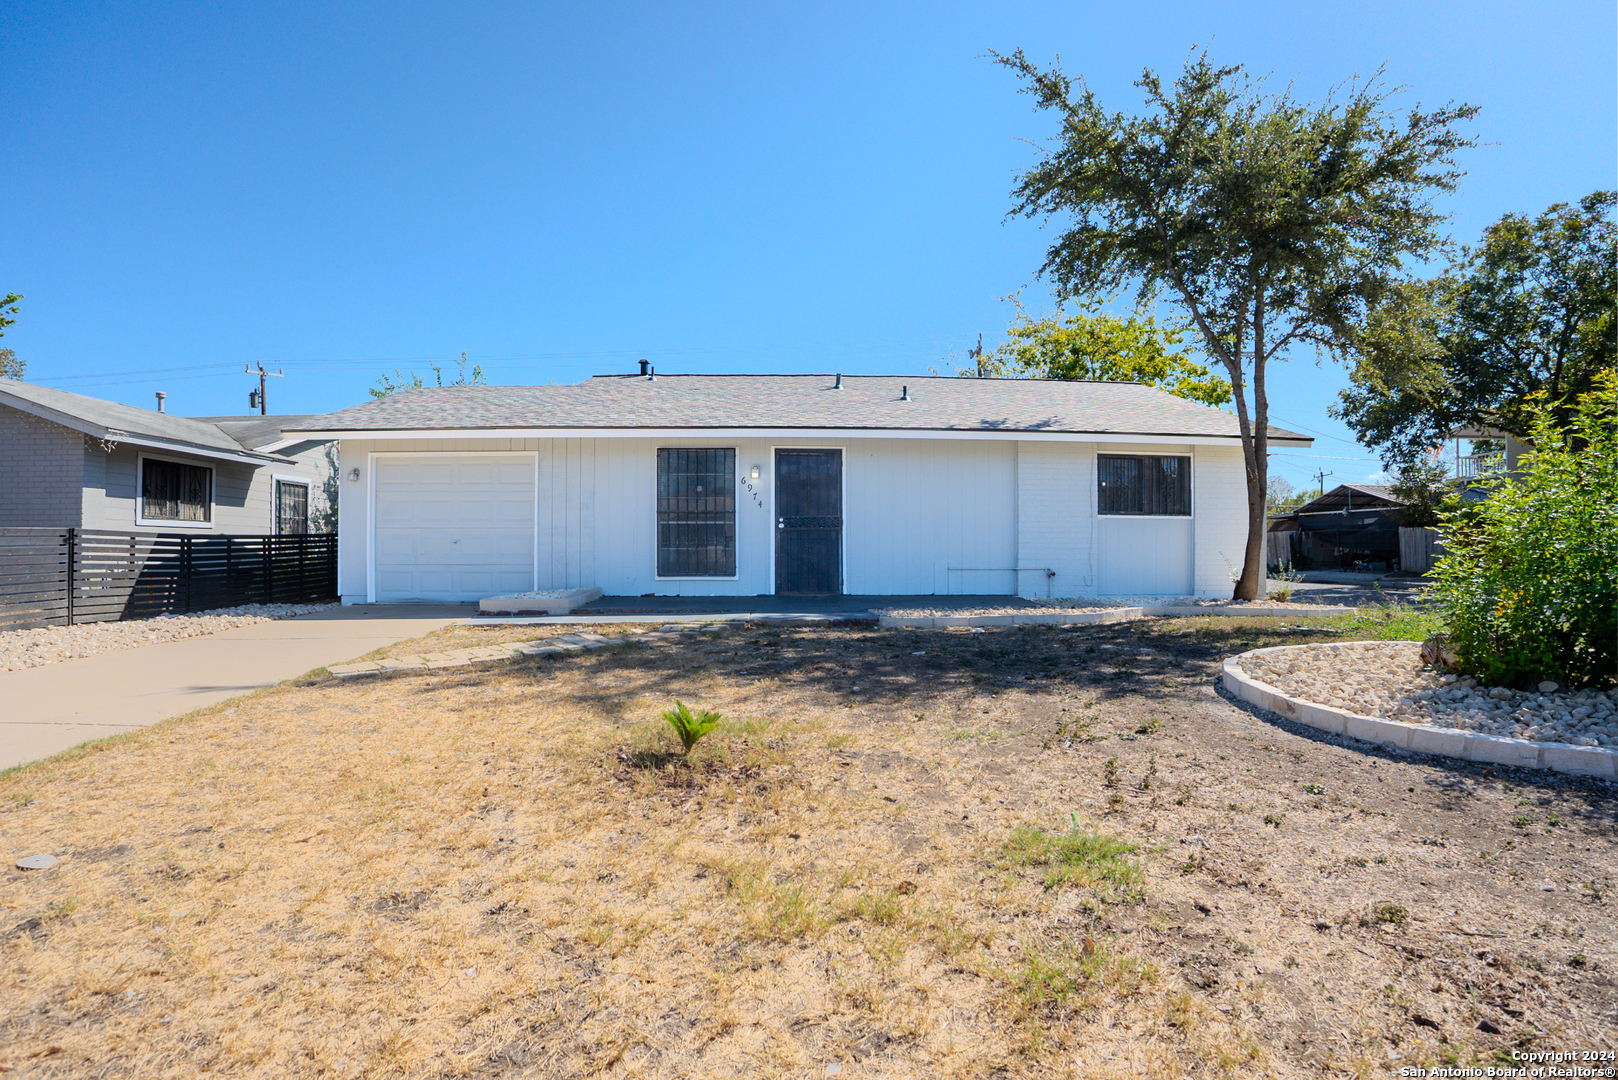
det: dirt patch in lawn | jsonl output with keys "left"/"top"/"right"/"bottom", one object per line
{"left": 1, "top": 617, "right": 1613, "bottom": 1078}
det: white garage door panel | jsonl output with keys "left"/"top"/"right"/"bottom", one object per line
{"left": 373, "top": 455, "right": 535, "bottom": 602}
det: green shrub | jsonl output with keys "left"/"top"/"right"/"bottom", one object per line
{"left": 1430, "top": 373, "right": 1618, "bottom": 688}
{"left": 662, "top": 701, "right": 722, "bottom": 755}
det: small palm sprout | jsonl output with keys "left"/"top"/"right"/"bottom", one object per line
{"left": 663, "top": 701, "right": 722, "bottom": 755}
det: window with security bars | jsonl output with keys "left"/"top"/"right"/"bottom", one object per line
{"left": 657, "top": 448, "right": 736, "bottom": 576}
{"left": 276, "top": 480, "right": 310, "bottom": 534}
{"left": 1097, "top": 454, "right": 1191, "bottom": 516}
{"left": 141, "top": 458, "right": 213, "bottom": 522}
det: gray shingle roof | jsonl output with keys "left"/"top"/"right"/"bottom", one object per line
{"left": 288, "top": 375, "right": 1310, "bottom": 443}
{"left": 1291, "top": 484, "right": 1405, "bottom": 515}
{"left": 0, "top": 378, "right": 280, "bottom": 461}
{"left": 190, "top": 415, "right": 329, "bottom": 451}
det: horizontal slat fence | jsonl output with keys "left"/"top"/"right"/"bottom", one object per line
{"left": 0, "top": 528, "right": 336, "bottom": 630}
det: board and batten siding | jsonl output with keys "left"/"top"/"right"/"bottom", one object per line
{"left": 338, "top": 436, "right": 1022, "bottom": 601}
{"left": 336, "top": 434, "right": 1249, "bottom": 601}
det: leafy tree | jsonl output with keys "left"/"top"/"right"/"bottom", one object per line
{"left": 1335, "top": 192, "right": 1617, "bottom": 466}
{"left": 1265, "top": 477, "right": 1321, "bottom": 516}
{"left": 991, "top": 48, "right": 1477, "bottom": 598}
{"left": 1265, "top": 475, "right": 1296, "bottom": 516}
{"left": 1430, "top": 371, "right": 1617, "bottom": 688}
{"left": 966, "top": 295, "right": 1230, "bottom": 406}
{"left": 1386, "top": 457, "right": 1451, "bottom": 528}
{"left": 0, "top": 293, "right": 22, "bottom": 379}
{"left": 371, "top": 351, "right": 487, "bottom": 399}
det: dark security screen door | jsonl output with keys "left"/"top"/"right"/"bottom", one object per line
{"left": 775, "top": 450, "right": 842, "bottom": 595}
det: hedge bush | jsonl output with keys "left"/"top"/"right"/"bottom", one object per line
{"left": 1430, "top": 371, "right": 1617, "bottom": 689}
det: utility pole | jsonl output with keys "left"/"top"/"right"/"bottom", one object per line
{"left": 968, "top": 333, "right": 985, "bottom": 377}
{"left": 245, "top": 362, "right": 284, "bottom": 415}
{"left": 1313, "top": 467, "right": 1333, "bottom": 495}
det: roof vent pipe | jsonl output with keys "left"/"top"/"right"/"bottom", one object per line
{"left": 647, "top": 365, "right": 655, "bottom": 381}
{"left": 901, "top": 385, "right": 910, "bottom": 401}
{"left": 834, "top": 373, "right": 842, "bottom": 390}
{"left": 638, "top": 358, "right": 649, "bottom": 376}
{"left": 154, "top": 391, "right": 166, "bottom": 413}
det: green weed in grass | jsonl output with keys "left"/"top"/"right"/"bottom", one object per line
{"left": 1002, "top": 818, "right": 1143, "bottom": 902}
{"left": 1312, "top": 602, "right": 1446, "bottom": 643}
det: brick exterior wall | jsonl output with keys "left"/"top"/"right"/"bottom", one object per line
{"left": 0, "top": 404, "right": 86, "bottom": 527}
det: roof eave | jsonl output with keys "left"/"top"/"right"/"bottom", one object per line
{"left": 272, "top": 424, "right": 1314, "bottom": 448}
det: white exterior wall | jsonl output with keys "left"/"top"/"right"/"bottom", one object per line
{"left": 1015, "top": 441, "right": 1095, "bottom": 599}
{"left": 1191, "top": 444, "right": 1252, "bottom": 598}
{"left": 335, "top": 434, "right": 1252, "bottom": 602}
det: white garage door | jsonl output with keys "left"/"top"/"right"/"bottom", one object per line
{"left": 373, "top": 455, "right": 535, "bottom": 602}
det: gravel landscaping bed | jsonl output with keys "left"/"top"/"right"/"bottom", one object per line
{"left": 1242, "top": 640, "right": 1618, "bottom": 748}
{"left": 873, "top": 595, "right": 1335, "bottom": 617}
{"left": 0, "top": 604, "right": 336, "bottom": 672}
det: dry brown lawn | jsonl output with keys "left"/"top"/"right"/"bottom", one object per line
{"left": 2, "top": 618, "right": 1614, "bottom": 1079}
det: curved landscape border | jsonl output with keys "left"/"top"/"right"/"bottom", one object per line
{"left": 878, "top": 604, "right": 1351, "bottom": 629}
{"left": 1222, "top": 644, "right": 1618, "bottom": 781}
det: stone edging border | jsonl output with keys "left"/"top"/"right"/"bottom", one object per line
{"left": 878, "top": 604, "right": 1352, "bottom": 629}
{"left": 1222, "top": 644, "right": 1618, "bottom": 781}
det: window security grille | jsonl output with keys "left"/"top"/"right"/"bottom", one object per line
{"left": 656, "top": 448, "right": 736, "bottom": 576}
{"left": 1097, "top": 455, "right": 1191, "bottom": 516}
{"left": 141, "top": 460, "right": 212, "bottom": 522}
{"left": 276, "top": 481, "right": 310, "bottom": 535}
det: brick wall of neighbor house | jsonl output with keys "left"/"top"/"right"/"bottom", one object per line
{"left": 1192, "top": 444, "right": 1251, "bottom": 597}
{"left": 0, "top": 403, "right": 85, "bottom": 527}
{"left": 1016, "top": 440, "right": 1096, "bottom": 598}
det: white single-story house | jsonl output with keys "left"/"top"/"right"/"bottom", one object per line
{"left": 0, "top": 379, "right": 338, "bottom": 535}
{"left": 273, "top": 371, "right": 1310, "bottom": 603}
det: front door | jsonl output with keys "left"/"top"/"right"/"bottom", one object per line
{"left": 775, "top": 449, "right": 842, "bottom": 595}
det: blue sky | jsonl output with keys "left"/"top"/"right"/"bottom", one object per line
{"left": 3, "top": 0, "right": 1613, "bottom": 488}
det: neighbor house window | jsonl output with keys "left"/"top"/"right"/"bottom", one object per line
{"left": 140, "top": 458, "right": 213, "bottom": 523}
{"left": 275, "top": 479, "right": 310, "bottom": 535}
{"left": 657, "top": 448, "right": 736, "bottom": 576}
{"left": 1098, "top": 454, "right": 1191, "bottom": 516}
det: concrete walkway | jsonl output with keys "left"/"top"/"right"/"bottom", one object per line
{"left": 0, "top": 605, "right": 472, "bottom": 771}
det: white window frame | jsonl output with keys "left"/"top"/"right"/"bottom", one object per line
{"left": 1095, "top": 452, "right": 1195, "bottom": 519}
{"left": 653, "top": 446, "right": 741, "bottom": 581}
{"left": 272, "top": 474, "right": 312, "bottom": 535}
{"left": 136, "top": 452, "right": 216, "bottom": 530}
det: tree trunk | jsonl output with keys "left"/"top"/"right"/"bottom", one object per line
{"left": 1232, "top": 294, "right": 1269, "bottom": 601}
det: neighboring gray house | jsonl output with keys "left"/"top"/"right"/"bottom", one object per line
{"left": 274, "top": 371, "right": 1312, "bottom": 604}
{"left": 0, "top": 379, "right": 337, "bottom": 535}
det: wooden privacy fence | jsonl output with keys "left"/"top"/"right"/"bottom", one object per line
{"left": 1265, "top": 531, "right": 1296, "bottom": 571}
{"left": 1399, "top": 526, "right": 1447, "bottom": 575}
{"left": 0, "top": 528, "right": 337, "bottom": 630}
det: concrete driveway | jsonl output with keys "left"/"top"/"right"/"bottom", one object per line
{"left": 0, "top": 605, "right": 472, "bottom": 771}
